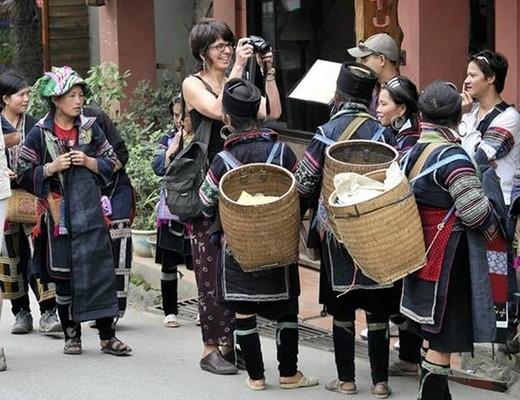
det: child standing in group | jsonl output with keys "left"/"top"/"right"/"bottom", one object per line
{"left": 151, "top": 95, "right": 193, "bottom": 328}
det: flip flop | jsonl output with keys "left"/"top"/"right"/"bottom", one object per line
{"left": 388, "top": 360, "right": 419, "bottom": 376}
{"left": 279, "top": 371, "right": 319, "bottom": 389}
{"left": 245, "top": 378, "right": 266, "bottom": 391}
{"left": 325, "top": 379, "right": 357, "bottom": 394}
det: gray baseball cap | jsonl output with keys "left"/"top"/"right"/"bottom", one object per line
{"left": 348, "top": 33, "right": 399, "bottom": 62}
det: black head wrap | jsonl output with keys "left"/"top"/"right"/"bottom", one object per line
{"left": 222, "top": 78, "right": 261, "bottom": 118}
{"left": 336, "top": 62, "right": 378, "bottom": 103}
{"left": 418, "top": 80, "right": 462, "bottom": 126}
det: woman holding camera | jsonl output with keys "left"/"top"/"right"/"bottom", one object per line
{"left": 182, "top": 18, "right": 282, "bottom": 375}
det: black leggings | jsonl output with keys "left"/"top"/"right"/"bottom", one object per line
{"left": 236, "top": 314, "right": 299, "bottom": 380}
{"left": 55, "top": 279, "right": 115, "bottom": 341}
{"left": 328, "top": 294, "right": 390, "bottom": 384}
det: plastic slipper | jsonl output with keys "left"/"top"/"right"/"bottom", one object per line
{"left": 245, "top": 378, "right": 266, "bottom": 391}
{"left": 100, "top": 337, "right": 132, "bottom": 356}
{"left": 325, "top": 379, "right": 357, "bottom": 394}
{"left": 388, "top": 360, "right": 419, "bottom": 376}
{"left": 163, "top": 314, "right": 180, "bottom": 328}
{"left": 279, "top": 371, "right": 319, "bottom": 389}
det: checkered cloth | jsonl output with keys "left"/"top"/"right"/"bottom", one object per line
{"left": 37, "top": 66, "right": 91, "bottom": 98}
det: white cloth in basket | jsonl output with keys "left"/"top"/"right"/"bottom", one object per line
{"left": 333, "top": 162, "right": 403, "bottom": 206}
{"left": 236, "top": 190, "right": 280, "bottom": 205}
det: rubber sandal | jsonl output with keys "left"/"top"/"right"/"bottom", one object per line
{"left": 63, "top": 338, "right": 82, "bottom": 355}
{"left": 372, "top": 382, "right": 391, "bottom": 399}
{"left": 325, "top": 379, "right": 357, "bottom": 394}
{"left": 163, "top": 314, "right": 180, "bottom": 328}
{"left": 279, "top": 371, "right": 319, "bottom": 389}
{"left": 245, "top": 378, "right": 266, "bottom": 391}
{"left": 100, "top": 337, "right": 132, "bottom": 356}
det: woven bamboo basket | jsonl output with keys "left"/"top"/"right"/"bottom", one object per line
{"left": 323, "top": 140, "right": 398, "bottom": 235}
{"left": 219, "top": 163, "right": 300, "bottom": 272}
{"left": 328, "top": 169, "right": 426, "bottom": 284}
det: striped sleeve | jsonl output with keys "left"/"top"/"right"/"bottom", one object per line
{"left": 199, "top": 166, "right": 220, "bottom": 218}
{"left": 446, "top": 168, "right": 493, "bottom": 229}
{"left": 478, "top": 126, "right": 515, "bottom": 161}
{"left": 294, "top": 134, "right": 328, "bottom": 197}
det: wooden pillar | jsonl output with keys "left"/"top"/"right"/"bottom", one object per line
{"left": 213, "top": 0, "right": 247, "bottom": 37}
{"left": 98, "top": 0, "right": 156, "bottom": 109}
{"left": 399, "top": 0, "right": 469, "bottom": 91}
{"left": 495, "top": 0, "right": 520, "bottom": 107}
{"left": 354, "top": 0, "right": 403, "bottom": 50}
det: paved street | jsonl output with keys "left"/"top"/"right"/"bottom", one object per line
{"left": 0, "top": 292, "right": 514, "bottom": 400}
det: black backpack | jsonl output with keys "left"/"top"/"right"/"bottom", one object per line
{"left": 162, "top": 118, "right": 212, "bottom": 219}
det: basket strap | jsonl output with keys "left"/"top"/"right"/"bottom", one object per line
{"left": 266, "top": 141, "right": 282, "bottom": 165}
{"left": 314, "top": 131, "right": 335, "bottom": 146}
{"left": 219, "top": 151, "right": 242, "bottom": 171}
{"left": 408, "top": 143, "right": 470, "bottom": 184}
{"left": 371, "top": 125, "right": 386, "bottom": 142}
{"left": 409, "top": 154, "right": 471, "bottom": 185}
{"left": 408, "top": 143, "right": 447, "bottom": 182}
{"left": 337, "top": 116, "right": 369, "bottom": 142}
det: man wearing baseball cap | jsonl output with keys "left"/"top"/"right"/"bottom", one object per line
{"left": 348, "top": 33, "right": 399, "bottom": 87}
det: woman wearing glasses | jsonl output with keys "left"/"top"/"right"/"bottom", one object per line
{"left": 459, "top": 50, "right": 520, "bottom": 354}
{"left": 182, "top": 18, "right": 282, "bottom": 375}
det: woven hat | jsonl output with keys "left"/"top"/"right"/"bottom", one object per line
{"left": 348, "top": 33, "right": 399, "bottom": 62}
{"left": 336, "top": 62, "right": 378, "bottom": 103}
{"left": 37, "top": 66, "right": 91, "bottom": 98}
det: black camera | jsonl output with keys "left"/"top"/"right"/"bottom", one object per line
{"left": 248, "top": 35, "right": 271, "bottom": 54}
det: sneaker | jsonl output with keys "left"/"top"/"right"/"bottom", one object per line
{"left": 0, "top": 348, "right": 6, "bottom": 372}
{"left": 39, "top": 310, "right": 62, "bottom": 333}
{"left": 11, "top": 310, "right": 33, "bottom": 334}
{"left": 372, "top": 381, "right": 391, "bottom": 399}
{"left": 163, "top": 314, "right": 180, "bottom": 328}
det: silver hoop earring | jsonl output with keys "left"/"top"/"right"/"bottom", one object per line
{"left": 391, "top": 115, "right": 405, "bottom": 131}
{"left": 220, "top": 124, "right": 233, "bottom": 139}
{"left": 457, "top": 120, "right": 467, "bottom": 138}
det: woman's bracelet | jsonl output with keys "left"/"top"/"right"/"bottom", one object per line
{"left": 265, "top": 68, "right": 276, "bottom": 81}
{"left": 43, "top": 163, "right": 54, "bottom": 177}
